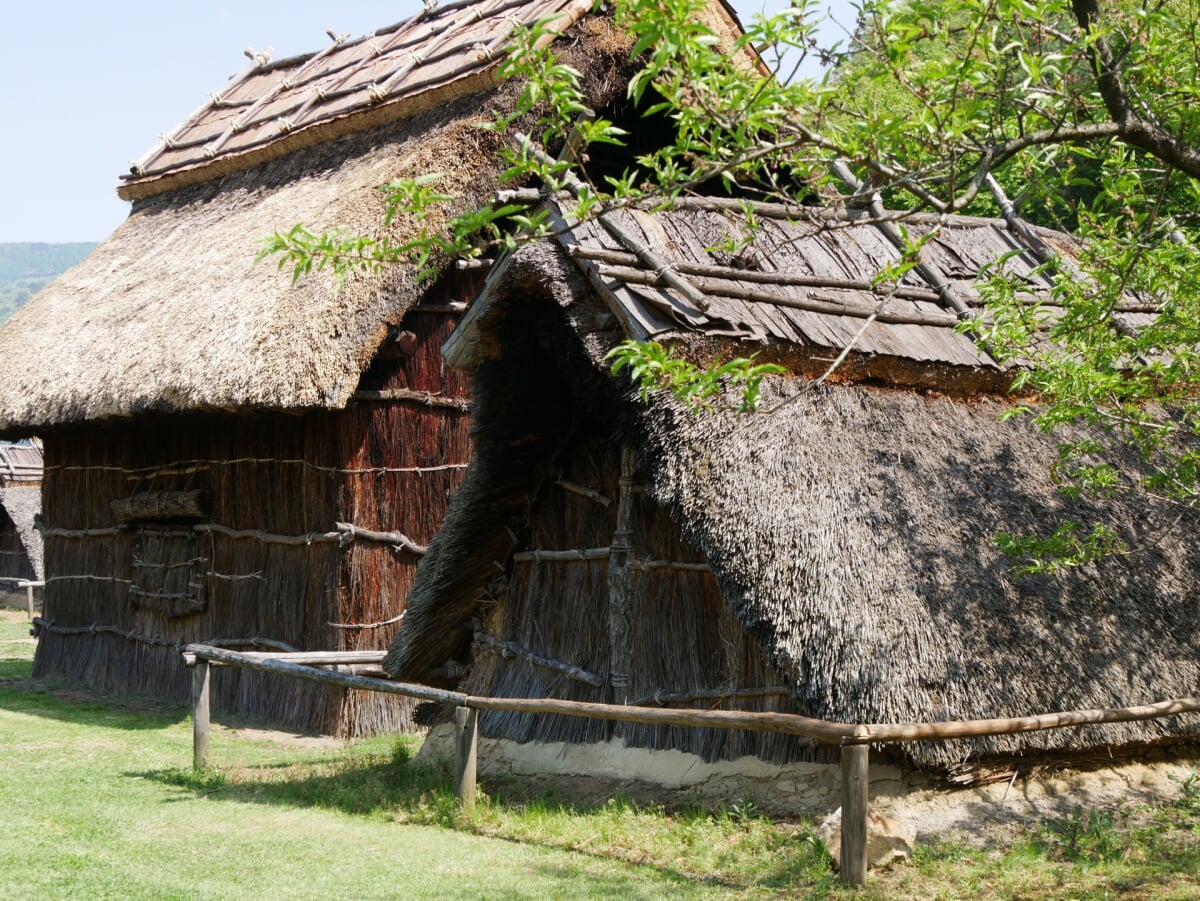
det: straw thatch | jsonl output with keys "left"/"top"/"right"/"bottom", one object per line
{"left": 386, "top": 204, "right": 1200, "bottom": 772}
{"left": 0, "top": 486, "right": 42, "bottom": 582}
{"left": 0, "top": 442, "right": 43, "bottom": 582}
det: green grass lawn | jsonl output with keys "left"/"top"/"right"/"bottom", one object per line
{"left": 4, "top": 609, "right": 1200, "bottom": 899}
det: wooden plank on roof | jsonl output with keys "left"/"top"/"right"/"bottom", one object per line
{"left": 829, "top": 224, "right": 905, "bottom": 282}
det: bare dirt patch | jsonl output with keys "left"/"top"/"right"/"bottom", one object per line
{"left": 873, "top": 749, "right": 1200, "bottom": 844}
{"left": 218, "top": 724, "right": 345, "bottom": 751}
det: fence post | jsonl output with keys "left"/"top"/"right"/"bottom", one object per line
{"left": 455, "top": 706, "right": 478, "bottom": 813}
{"left": 191, "top": 659, "right": 211, "bottom": 770}
{"left": 23, "top": 582, "right": 34, "bottom": 620}
{"left": 840, "top": 737, "right": 870, "bottom": 887}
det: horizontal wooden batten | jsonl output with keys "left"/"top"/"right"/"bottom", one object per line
{"left": 336, "top": 522, "right": 427, "bottom": 555}
{"left": 352, "top": 389, "right": 470, "bottom": 410}
{"left": 328, "top": 612, "right": 405, "bottom": 631}
{"left": 629, "top": 559, "right": 710, "bottom": 573}
{"left": 47, "top": 459, "right": 468, "bottom": 477}
{"left": 596, "top": 263, "right": 964, "bottom": 328}
{"left": 473, "top": 631, "right": 604, "bottom": 687}
{"left": 111, "top": 489, "right": 209, "bottom": 523}
{"left": 513, "top": 546, "right": 710, "bottom": 572}
{"left": 34, "top": 618, "right": 297, "bottom": 653}
{"left": 201, "top": 650, "right": 386, "bottom": 665}
{"left": 37, "top": 520, "right": 426, "bottom": 552}
{"left": 554, "top": 478, "right": 612, "bottom": 508}
{"left": 513, "top": 547, "right": 610, "bottom": 563}
{"left": 572, "top": 245, "right": 945, "bottom": 302}
{"left": 628, "top": 686, "right": 793, "bottom": 707}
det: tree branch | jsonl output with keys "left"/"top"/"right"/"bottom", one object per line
{"left": 1072, "top": 0, "right": 1200, "bottom": 178}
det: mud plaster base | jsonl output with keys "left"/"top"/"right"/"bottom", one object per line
{"left": 420, "top": 724, "right": 1200, "bottom": 841}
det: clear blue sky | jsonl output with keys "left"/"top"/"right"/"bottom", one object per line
{"left": 1, "top": 1, "right": 858, "bottom": 244}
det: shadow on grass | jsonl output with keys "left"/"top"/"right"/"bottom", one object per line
{"left": 134, "top": 747, "right": 838, "bottom": 896}
{"left": 0, "top": 668, "right": 188, "bottom": 731}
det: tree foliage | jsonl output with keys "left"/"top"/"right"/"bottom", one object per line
{"left": 267, "top": 0, "right": 1200, "bottom": 565}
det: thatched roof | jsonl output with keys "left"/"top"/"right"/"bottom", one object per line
{"left": 0, "top": 486, "right": 43, "bottom": 580}
{"left": 388, "top": 204, "right": 1200, "bottom": 768}
{"left": 0, "top": 5, "right": 640, "bottom": 432}
{"left": 637, "top": 383, "right": 1200, "bottom": 767}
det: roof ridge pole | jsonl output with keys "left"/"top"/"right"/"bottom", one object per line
{"left": 984, "top": 173, "right": 1057, "bottom": 263}
{"left": 607, "top": 447, "right": 636, "bottom": 743}
{"left": 984, "top": 174, "right": 1152, "bottom": 362}
{"left": 829, "top": 160, "right": 975, "bottom": 322}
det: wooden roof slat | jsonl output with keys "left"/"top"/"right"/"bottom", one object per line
{"left": 130, "top": 49, "right": 273, "bottom": 177}
{"left": 552, "top": 197, "right": 1051, "bottom": 370}
{"left": 204, "top": 32, "right": 350, "bottom": 160}
{"left": 570, "top": 246, "right": 945, "bottom": 302}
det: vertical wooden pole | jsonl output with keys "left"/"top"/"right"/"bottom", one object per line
{"left": 24, "top": 582, "right": 33, "bottom": 620}
{"left": 607, "top": 447, "right": 636, "bottom": 738}
{"left": 840, "top": 740, "right": 870, "bottom": 886}
{"left": 454, "top": 706, "right": 478, "bottom": 813}
{"left": 192, "top": 660, "right": 211, "bottom": 770}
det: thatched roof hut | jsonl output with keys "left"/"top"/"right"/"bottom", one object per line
{"left": 0, "top": 0, "right": 694, "bottom": 735}
{"left": 384, "top": 195, "right": 1200, "bottom": 794}
{"left": 0, "top": 441, "right": 43, "bottom": 585}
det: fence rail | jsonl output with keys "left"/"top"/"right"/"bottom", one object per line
{"left": 0, "top": 578, "right": 42, "bottom": 619}
{"left": 181, "top": 642, "right": 1200, "bottom": 887}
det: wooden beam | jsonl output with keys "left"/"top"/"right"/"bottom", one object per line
{"left": 192, "top": 661, "right": 211, "bottom": 770}
{"left": 181, "top": 644, "right": 1200, "bottom": 746}
{"left": 455, "top": 707, "right": 479, "bottom": 814}
{"left": 840, "top": 742, "right": 870, "bottom": 886}
{"left": 608, "top": 448, "right": 636, "bottom": 734}
{"left": 182, "top": 644, "right": 857, "bottom": 742}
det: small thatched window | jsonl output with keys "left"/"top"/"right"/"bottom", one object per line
{"left": 129, "top": 526, "right": 208, "bottom": 617}
{"left": 113, "top": 491, "right": 212, "bottom": 618}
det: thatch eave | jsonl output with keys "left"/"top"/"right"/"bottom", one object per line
{"left": 0, "top": 116, "right": 436, "bottom": 431}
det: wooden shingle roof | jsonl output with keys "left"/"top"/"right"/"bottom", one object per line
{"left": 120, "top": 0, "right": 594, "bottom": 200}
{"left": 547, "top": 198, "right": 1155, "bottom": 372}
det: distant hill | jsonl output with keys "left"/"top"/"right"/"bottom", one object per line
{"left": 0, "top": 242, "right": 97, "bottom": 325}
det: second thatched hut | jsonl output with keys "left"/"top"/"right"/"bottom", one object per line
{"left": 384, "top": 194, "right": 1200, "bottom": 806}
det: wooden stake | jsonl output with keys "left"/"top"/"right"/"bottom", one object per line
{"left": 192, "top": 661, "right": 211, "bottom": 770}
{"left": 24, "top": 582, "right": 34, "bottom": 620}
{"left": 607, "top": 448, "right": 636, "bottom": 736}
{"left": 454, "top": 706, "right": 479, "bottom": 813}
{"left": 840, "top": 741, "right": 870, "bottom": 887}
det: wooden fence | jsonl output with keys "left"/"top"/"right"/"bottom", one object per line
{"left": 181, "top": 642, "right": 1200, "bottom": 887}
{"left": 0, "top": 578, "right": 42, "bottom": 619}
